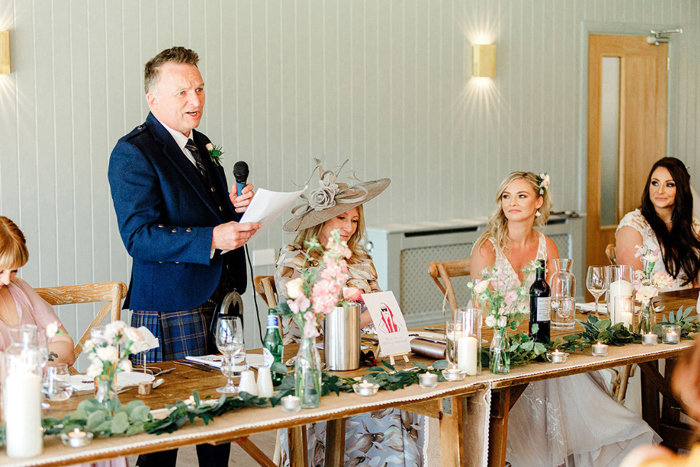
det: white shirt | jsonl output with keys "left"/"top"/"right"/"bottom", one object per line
{"left": 157, "top": 118, "right": 200, "bottom": 169}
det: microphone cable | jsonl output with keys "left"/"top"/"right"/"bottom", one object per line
{"left": 245, "top": 244, "right": 265, "bottom": 345}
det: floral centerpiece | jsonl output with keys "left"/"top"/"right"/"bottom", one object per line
{"left": 633, "top": 245, "right": 673, "bottom": 333}
{"left": 468, "top": 265, "right": 531, "bottom": 374}
{"left": 278, "top": 229, "right": 352, "bottom": 408}
{"left": 80, "top": 322, "right": 156, "bottom": 414}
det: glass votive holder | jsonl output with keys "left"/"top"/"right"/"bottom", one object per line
{"left": 591, "top": 342, "right": 609, "bottom": 357}
{"left": 353, "top": 380, "right": 380, "bottom": 397}
{"left": 419, "top": 372, "right": 438, "bottom": 389}
{"left": 662, "top": 325, "right": 681, "bottom": 344}
{"left": 280, "top": 395, "right": 301, "bottom": 413}
{"left": 61, "top": 429, "right": 93, "bottom": 448}
{"left": 642, "top": 332, "right": 659, "bottom": 346}
{"left": 546, "top": 349, "right": 569, "bottom": 364}
{"left": 442, "top": 366, "right": 467, "bottom": 382}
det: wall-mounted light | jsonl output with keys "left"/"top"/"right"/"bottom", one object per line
{"left": 472, "top": 44, "right": 496, "bottom": 78}
{"left": 0, "top": 31, "right": 10, "bottom": 75}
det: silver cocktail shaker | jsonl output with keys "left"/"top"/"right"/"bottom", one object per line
{"left": 323, "top": 302, "right": 361, "bottom": 371}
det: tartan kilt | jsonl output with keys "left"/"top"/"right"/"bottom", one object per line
{"left": 130, "top": 302, "right": 216, "bottom": 364}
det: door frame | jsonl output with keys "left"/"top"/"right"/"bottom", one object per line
{"left": 577, "top": 21, "right": 682, "bottom": 266}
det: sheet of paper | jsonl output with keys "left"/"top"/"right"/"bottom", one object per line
{"left": 361, "top": 291, "right": 412, "bottom": 357}
{"left": 239, "top": 187, "right": 306, "bottom": 243}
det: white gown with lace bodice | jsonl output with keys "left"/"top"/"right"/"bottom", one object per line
{"left": 485, "top": 234, "right": 660, "bottom": 466}
{"left": 617, "top": 209, "right": 700, "bottom": 289}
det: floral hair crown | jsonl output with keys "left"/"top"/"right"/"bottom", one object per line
{"left": 536, "top": 173, "right": 550, "bottom": 195}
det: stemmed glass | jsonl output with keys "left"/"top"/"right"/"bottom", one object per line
{"left": 586, "top": 266, "right": 609, "bottom": 318}
{"left": 216, "top": 316, "right": 244, "bottom": 394}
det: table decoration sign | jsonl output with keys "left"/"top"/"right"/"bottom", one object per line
{"left": 362, "top": 291, "right": 412, "bottom": 363}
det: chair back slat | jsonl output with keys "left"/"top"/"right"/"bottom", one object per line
{"left": 428, "top": 259, "right": 471, "bottom": 312}
{"left": 605, "top": 244, "right": 617, "bottom": 265}
{"left": 35, "top": 281, "right": 127, "bottom": 373}
{"left": 254, "top": 275, "right": 278, "bottom": 309}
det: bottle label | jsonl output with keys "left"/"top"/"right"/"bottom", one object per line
{"left": 263, "top": 348, "right": 274, "bottom": 367}
{"left": 536, "top": 297, "right": 551, "bottom": 322}
{"left": 267, "top": 315, "right": 280, "bottom": 329}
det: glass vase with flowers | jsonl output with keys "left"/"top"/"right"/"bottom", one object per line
{"left": 468, "top": 265, "right": 531, "bottom": 375}
{"left": 278, "top": 229, "right": 352, "bottom": 408}
{"left": 633, "top": 245, "right": 673, "bottom": 334}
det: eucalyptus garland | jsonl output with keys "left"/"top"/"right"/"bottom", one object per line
{"left": 0, "top": 360, "right": 450, "bottom": 444}
{"left": 652, "top": 305, "right": 699, "bottom": 339}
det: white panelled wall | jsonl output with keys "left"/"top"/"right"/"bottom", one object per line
{"left": 0, "top": 1, "right": 699, "bottom": 356}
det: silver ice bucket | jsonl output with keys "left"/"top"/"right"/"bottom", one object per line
{"left": 323, "top": 302, "right": 361, "bottom": 371}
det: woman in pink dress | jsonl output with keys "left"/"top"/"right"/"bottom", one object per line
{"left": 0, "top": 216, "right": 74, "bottom": 363}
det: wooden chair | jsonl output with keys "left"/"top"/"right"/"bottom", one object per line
{"left": 35, "top": 281, "right": 127, "bottom": 369}
{"left": 428, "top": 259, "right": 471, "bottom": 311}
{"left": 605, "top": 244, "right": 617, "bottom": 265}
{"left": 253, "top": 275, "right": 278, "bottom": 308}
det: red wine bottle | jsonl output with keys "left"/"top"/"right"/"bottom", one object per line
{"left": 529, "top": 259, "right": 551, "bottom": 342}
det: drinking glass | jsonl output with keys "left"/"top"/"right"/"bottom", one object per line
{"left": 586, "top": 266, "right": 609, "bottom": 318}
{"left": 216, "top": 316, "right": 244, "bottom": 394}
{"left": 445, "top": 320, "right": 462, "bottom": 367}
{"left": 36, "top": 329, "right": 50, "bottom": 368}
{"left": 42, "top": 363, "right": 73, "bottom": 401}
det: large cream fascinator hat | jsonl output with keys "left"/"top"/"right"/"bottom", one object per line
{"left": 283, "top": 160, "right": 391, "bottom": 232}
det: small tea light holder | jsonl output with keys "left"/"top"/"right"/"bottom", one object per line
{"left": 642, "top": 332, "right": 659, "bottom": 346}
{"left": 442, "top": 366, "right": 467, "bottom": 382}
{"left": 419, "top": 372, "right": 438, "bottom": 389}
{"left": 663, "top": 325, "right": 681, "bottom": 344}
{"left": 61, "top": 429, "right": 93, "bottom": 448}
{"left": 281, "top": 395, "right": 301, "bottom": 413}
{"left": 546, "top": 349, "right": 570, "bottom": 364}
{"left": 353, "top": 380, "right": 380, "bottom": 397}
{"left": 592, "top": 342, "right": 609, "bottom": 357}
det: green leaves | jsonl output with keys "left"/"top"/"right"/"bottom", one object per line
{"left": 560, "top": 315, "right": 637, "bottom": 351}
{"left": 654, "top": 305, "right": 699, "bottom": 339}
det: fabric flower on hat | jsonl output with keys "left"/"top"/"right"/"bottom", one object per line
{"left": 308, "top": 181, "right": 340, "bottom": 211}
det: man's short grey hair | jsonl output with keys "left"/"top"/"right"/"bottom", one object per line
{"left": 144, "top": 47, "right": 199, "bottom": 94}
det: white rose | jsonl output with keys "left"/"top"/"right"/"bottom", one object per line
{"left": 86, "top": 361, "right": 104, "bottom": 378}
{"left": 83, "top": 339, "right": 96, "bottom": 353}
{"left": 497, "top": 316, "right": 507, "bottom": 328}
{"left": 286, "top": 278, "right": 304, "bottom": 299}
{"left": 105, "top": 321, "right": 127, "bottom": 341}
{"left": 474, "top": 280, "right": 489, "bottom": 294}
{"left": 96, "top": 345, "right": 120, "bottom": 362}
{"left": 485, "top": 315, "right": 497, "bottom": 327}
{"left": 206, "top": 143, "right": 214, "bottom": 151}
{"left": 643, "top": 254, "right": 659, "bottom": 263}
{"left": 45, "top": 322, "right": 59, "bottom": 340}
{"left": 118, "top": 359, "right": 133, "bottom": 373}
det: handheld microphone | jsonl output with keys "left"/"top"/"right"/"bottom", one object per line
{"left": 233, "top": 161, "right": 249, "bottom": 196}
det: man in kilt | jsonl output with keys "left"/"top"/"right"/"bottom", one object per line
{"left": 108, "top": 46, "right": 260, "bottom": 467}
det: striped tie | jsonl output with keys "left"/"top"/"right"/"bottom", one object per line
{"left": 185, "top": 139, "right": 207, "bottom": 178}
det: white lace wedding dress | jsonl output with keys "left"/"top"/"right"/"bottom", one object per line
{"left": 486, "top": 234, "right": 661, "bottom": 467}
{"left": 617, "top": 209, "right": 700, "bottom": 289}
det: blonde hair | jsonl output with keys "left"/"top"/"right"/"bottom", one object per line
{"left": 292, "top": 204, "right": 370, "bottom": 265}
{"left": 0, "top": 217, "right": 29, "bottom": 270}
{"left": 474, "top": 171, "right": 553, "bottom": 253}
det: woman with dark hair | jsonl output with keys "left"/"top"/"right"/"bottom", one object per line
{"left": 616, "top": 157, "right": 700, "bottom": 288}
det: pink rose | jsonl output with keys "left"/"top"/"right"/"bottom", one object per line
{"left": 343, "top": 287, "right": 363, "bottom": 303}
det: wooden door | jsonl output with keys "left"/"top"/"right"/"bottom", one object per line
{"left": 587, "top": 34, "right": 668, "bottom": 269}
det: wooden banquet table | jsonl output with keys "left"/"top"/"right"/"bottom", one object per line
{"left": 0, "top": 289, "right": 696, "bottom": 467}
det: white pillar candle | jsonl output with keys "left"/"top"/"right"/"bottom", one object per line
{"left": 458, "top": 336, "right": 478, "bottom": 376}
{"left": 238, "top": 370, "right": 258, "bottom": 395}
{"left": 621, "top": 311, "right": 633, "bottom": 328}
{"left": 608, "top": 280, "right": 633, "bottom": 309}
{"left": 4, "top": 373, "right": 43, "bottom": 458}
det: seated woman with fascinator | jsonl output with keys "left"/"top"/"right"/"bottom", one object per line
{"left": 616, "top": 157, "right": 700, "bottom": 290}
{"left": 471, "top": 172, "right": 659, "bottom": 467}
{"left": 0, "top": 216, "right": 75, "bottom": 364}
{"left": 275, "top": 162, "right": 425, "bottom": 467}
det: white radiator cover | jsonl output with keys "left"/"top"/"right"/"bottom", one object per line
{"left": 366, "top": 215, "right": 587, "bottom": 327}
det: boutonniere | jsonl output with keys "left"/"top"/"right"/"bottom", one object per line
{"left": 206, "top": 143, "right": 224, "bottom": 166}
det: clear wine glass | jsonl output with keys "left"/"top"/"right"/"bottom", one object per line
{"left": 216, "top": 316, "right": 244, "bottom": 394}
{"left": 586, "top": 266, "right": 609, "bottom": 318}
{"left": 42, "top": 363, "right": 73, "bottom": 401}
